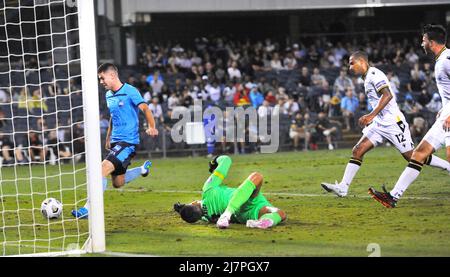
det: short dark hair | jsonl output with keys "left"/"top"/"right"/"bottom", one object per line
{"left": 179, "top": 205, "right": 203, "bottom": 223}
{"left": 350, "top": 51, "right": 369, "bottom": 62}
{"left": 423, "top": 24, "right": 447, "bottom": 45}
{"left": 97, "top": 63, "right": 118, "bottom": 74}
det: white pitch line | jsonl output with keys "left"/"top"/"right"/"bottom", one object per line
{"left": 112, "top": 188, "right": 446, "bottom": 200}
{"left": 101, "top": 251, "right": 159, "bottom": 257}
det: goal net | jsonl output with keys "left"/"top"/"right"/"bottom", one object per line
{"left": 0, "top": 0, "right": 104, "bottom": 256}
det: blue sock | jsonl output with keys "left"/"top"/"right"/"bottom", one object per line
{"left": 103, "top": 177, "right": 108, "bottom": 191}
{"left": 125, "top": 167, "right": 141, "bottom": 184}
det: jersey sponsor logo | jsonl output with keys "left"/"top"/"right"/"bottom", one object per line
{"left": 396, "top": 120, "right": 406, "bottom": 133}
{"left": 119, "top": 101, "right": 124, "bottom": 107}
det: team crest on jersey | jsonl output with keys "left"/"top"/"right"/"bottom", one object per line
{"left": 119, "top": 101, "right": 124, "bottom": 107}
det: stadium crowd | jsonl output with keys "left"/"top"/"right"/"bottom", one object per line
{"left": 0, "top": 34, "right": 445, "bottom": 163}
{"left": 122, "top": 34, "right": 442, "bottom": 153}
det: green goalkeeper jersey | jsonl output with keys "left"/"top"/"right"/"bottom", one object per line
{"left": 201, "top": 155, "right": 235, "bottom": 222}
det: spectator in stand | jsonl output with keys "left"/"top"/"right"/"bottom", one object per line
{"left": 333, "top": 68, "right": 354, "bottom": 97}
{"left": 249, "top": 85, "right": 264, "bottom": 109}
{"left": 387, "top": 70, "right": 400, "bottom": 96}
{"left": 270, "top": 52, "right": 284, "bottom": 71}
{"left": 29, "top": 89, "right": 48, "bottom": 113}
{"left": 426, "top": 93, "right": 442, "bottom": 113}
{"left": 289, "top": 112, "right": 310, "bottom": 151}
{"left": 304, "top": 112, "right": 318, "bottom": 150}
{"left": 283, "top": 51, "right": 297, "bottom": 70}
{"left": 0, "top": 88, "right": 9, "bottom": 103}
{"left": 223, "top": 81, "right": 236, "bottom": 107}
{"left": 307, "top": 45, "right": 320, "bottom": 66}
{"left": 407, "top": 71, "right": 425, "bottom": 93}
{"left": 146, "top": 71, "right": 164, "bottom": 94}
{"left": 410, "top": 116, "right": 427, "bottom": 144}
{"left": 167, "top": 91, "right": 180, "bottom": 110}
{"left": 275, "top": 98, "right": 287, "bottom": 116}
{"left": 311, "top": 67, "right": 327, "bottom": 87}
{"left": 206, "top": 80, "right": 222, "bottom": 105}
{"left": 0, "top": 134, "right": 18, "bottom": 165}
{"left": 181, "top": 90, "right": 194, "bottom": 107}
{"left": 316, "top": 112, "right": 338, "bottom": 150}
{"left": 298, "top": 67, "right": 311, "bottom": 88}
{"left": 357, "top": 92, "right": 369, "bottom": 114}
{"left": 405, "top": 47, "right": 419, "bottom": 66}
{"left": 417, "top": 89, "right": 432, "bottom": 107}
{"left": 45, "top": 130, "right": 72, "bottom": 162}
{"left": 402, "top": 94, "right": 423, "bottom": 122}
{"left": 340, "top": 88, "right": 359, "bottom": 131}
{"left": 233, "top": 83, "right": 251, "bottom": 107}
{"left": 149, "top": 97, "right": 164, "bottom": 126}
{"left": 258, "top": 100, "right": 272, "bottom": 119}
{"left": 250, "top": 54, "right": 266, "bottom": 74}
{"left": 283, "top": 97, "right": 300, "bottom": 117}
{"left": 227, "top": 61, "right": 242, "bottom": 81}
{"left": 28, "top": 131, "right": 45, "bottom": 162}
{"left": 265, "top": 90, "right": 277, "bottom": 106}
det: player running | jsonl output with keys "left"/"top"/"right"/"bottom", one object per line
{"left": 369, "top": 24, "right": 450, "bottom": 208}
{"left": 174, "top": 155, "right": 286, "bottom": 229}
{"left": 321, "top": 51, "right": 450, "bottom": 197}
{"left": 72, "top": 63, "right": 159, "bottom": 218}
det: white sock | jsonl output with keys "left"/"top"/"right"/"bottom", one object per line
{"left": 221, "top": 210, "right": 232, "bottom": 220}
{"left": 428, "top": 155, "right": 450, "bottom": 171}
{"left": 340, "top": 158, "right": 362, "bottom": 187}
{"left": 390, "top": 165, "right": 422, "bottom": 199}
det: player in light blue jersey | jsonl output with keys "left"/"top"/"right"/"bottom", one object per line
{"left": 72, "top": 63, "right": 159, "bottom": 218}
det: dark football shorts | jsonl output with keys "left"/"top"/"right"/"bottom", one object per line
{"left": 105, "top": 141, "right": 136, "bottom": 176}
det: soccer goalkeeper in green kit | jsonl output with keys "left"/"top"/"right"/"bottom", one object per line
{"left": 174, "top": 155, "right": 287, "bottom": 229}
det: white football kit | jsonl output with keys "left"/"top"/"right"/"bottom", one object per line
{"left": 423, "top": 47, "right": 450, "bottom": 149}
{"left": 361, "top": 67, "right": 414, "bottom": 153}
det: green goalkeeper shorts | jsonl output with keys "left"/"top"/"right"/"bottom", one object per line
{"left": 233, "top": 193, "right": 273, "bottom": 223}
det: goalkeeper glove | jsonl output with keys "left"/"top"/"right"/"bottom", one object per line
{"left": 208, "top": 155, "right": 220, "bottom": 173}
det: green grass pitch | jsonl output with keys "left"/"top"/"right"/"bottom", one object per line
{"left": 1, "top": 147, "right": 450, "bottom": 256}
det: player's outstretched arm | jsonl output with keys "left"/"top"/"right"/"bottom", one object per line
{"left": 138, "top": 103, "right": 158, "bottom": 137}
{"left": 359, "top": 87, "right": 393, "bottom": 127}
{"left": 202, "top": 155, "right": 232, "bottom": 192}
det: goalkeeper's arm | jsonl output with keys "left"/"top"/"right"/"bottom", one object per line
{"left": 202, "top": 155, "right": 232, "bottom": 192}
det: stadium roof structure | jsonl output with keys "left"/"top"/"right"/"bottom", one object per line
{"left": 119, "top": 0, "right": 450, "bottom": 14}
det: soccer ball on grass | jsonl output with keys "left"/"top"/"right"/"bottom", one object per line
{"left": 41, "top": 198, "right": 63, "bottom": 219}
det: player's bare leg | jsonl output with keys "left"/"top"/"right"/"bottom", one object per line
{"left": 369, "top": 140, "right": 434, "bottom": 207}
{"left": 401, "top": 149, "right": 449, "bottom": 171}
{"left": 217, "top": 172, "right": 262, "bottom": 229}
{"left": 321, "top": 136, "right": 374, "bottom": 197}
{"left": 72, "top": 159, "right": 151, "bottom": 218}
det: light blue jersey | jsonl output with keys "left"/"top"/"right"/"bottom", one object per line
{"left": 106, "top": 83, "right": 145, "bottom": 145}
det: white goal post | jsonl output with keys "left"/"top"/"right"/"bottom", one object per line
{"left": 0, "top": 0, "right": 104, "bottom": 256}
{"left": 78, "top": 0, "right": 105, "bottom": 255}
